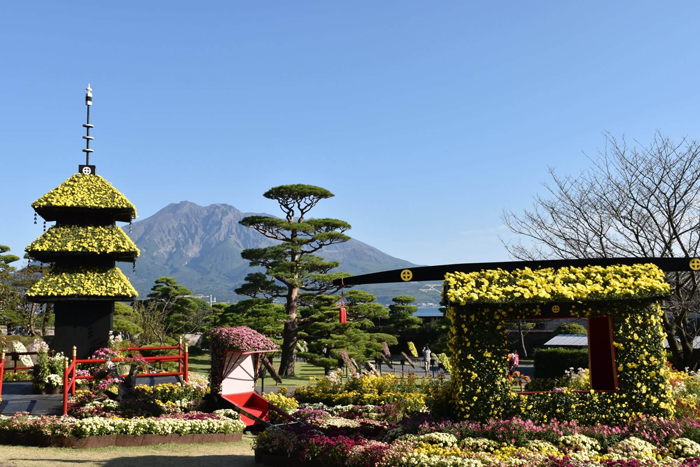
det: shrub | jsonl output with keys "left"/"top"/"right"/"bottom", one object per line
{"left": 554, "top": 322, "right": 588, "bottom": 335}
{"left": 533, "top": 348, "right": 589, "bottom": 379}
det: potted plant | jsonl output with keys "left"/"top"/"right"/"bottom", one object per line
{"left": 32, "top": 349, "right": 50, "bottom": 394}
{"left": 45, "top": 374, "right": 63, "bottom": 394}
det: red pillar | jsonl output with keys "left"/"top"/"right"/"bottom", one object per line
{"left": 587, "top": 316, "right": 619, "bottom": 390}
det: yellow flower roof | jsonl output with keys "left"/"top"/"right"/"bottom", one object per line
{"left": 26, "top": 265, "right": 138, "bottom": 301}
{"left": 32, "top": 174, "right": 137, "bottom": 219}
{"left": 444, "top": 263, "right": 671, "bottom": 305}
{"left": 26, "top": 225, "right": 140, "bottom": 261}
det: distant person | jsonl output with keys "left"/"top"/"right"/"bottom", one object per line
{"left": 509, "top": 349, "right": 519, "bottom": 374}
{"left": 422, "top": 345, "right": 432, "bottom": 374}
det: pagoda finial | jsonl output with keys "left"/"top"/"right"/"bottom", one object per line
{"left": 80, "top": 84, "right": 95, "bottom": 174}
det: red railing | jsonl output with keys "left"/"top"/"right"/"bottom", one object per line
{"left": 0, "top": 349, "right": 55, "bottom": 403}
{"left": 63, "top": 341, "right": 190, "bottom": 415}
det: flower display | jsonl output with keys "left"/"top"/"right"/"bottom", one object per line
{"left": 445, "top": 263, "right": 671, "bottom": 305}
{"left": 26, "top": 265, "right": 138, "bottom": 298}
{"left": 208, "top": 326, "right": 278, "bottom": 392}
{"left": 32, "top": 174, "right": 137, "bottom": 218}
{"left": 0, "top": 410, "right": 244, "bottom": 438}
{"left": 294, "top": 372, "right": 427, "bottom": 413}
{"left": 26, "top": 225, "right": 140, "bottom": 257}
{"left": 255, "top": 414, "right": 700, "bottom": 466}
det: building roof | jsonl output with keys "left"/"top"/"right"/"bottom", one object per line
{"left": 544, "top": 334, "right": 700, "bottom": 349}
{"left": 544, "top": 334, "right": 588, "bottom": 347}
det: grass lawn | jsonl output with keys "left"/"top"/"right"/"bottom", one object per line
{"left": 187, "top": 352, "right": 211, "bottom": 375}
{"left": 0, "top": 435, "right": 256, "bottom": 467}
{"left": 186, "top": 352, "right": 324, "bottom": 388}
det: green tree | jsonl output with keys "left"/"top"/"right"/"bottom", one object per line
{"left": 298, "top": 290, "right": 397, "bottom": 374}
{"left": 386, "top": 295, "right": 422, "bottom": 348}
{"left": 9, "top": 256, "right": 45, "bottom": 335}
{"left": 0, "top": 245, "right": 20, "bottom": 326}
{"left": 240, "top": 184, "right": 351, "bottom": 376}
{"left": 554, "top": 322, "right": 588, "bottom": 336}
{"left": 219, "top": 298, "right": 286, "bottom": 342}
{"left": 136, "top": 277, "right": 212, "bottom": 345}
{"left": 114, "top": 302, "right": 143, "bottom": 339}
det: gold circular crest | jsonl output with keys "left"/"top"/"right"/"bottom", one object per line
{"left": 552, "top": 305, "right": 560, "bottom": 314}
{"left": 400, "top": 269, "right": 413, "bottom": 282}
{"left": 690, "top": 258, "right": 700, "bottom": 271}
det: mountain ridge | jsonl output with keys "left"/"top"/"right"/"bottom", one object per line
{"left": 123, "top": 201, "right": 436, "bottom": 304}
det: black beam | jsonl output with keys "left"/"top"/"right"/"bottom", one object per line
{"left": 333, "top": 257, "right": 700, "bottom": 286}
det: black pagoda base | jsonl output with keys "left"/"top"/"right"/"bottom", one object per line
{"left": 53, "top": 301, "right": 114, "bottom": 359}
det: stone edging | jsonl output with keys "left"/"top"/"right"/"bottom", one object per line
{"left": 0, "top": 431, "right": 243, "bottom": 448}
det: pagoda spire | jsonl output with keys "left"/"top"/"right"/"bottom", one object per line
{"left": 80, "top": 84, "right": 95, "bottom": 174}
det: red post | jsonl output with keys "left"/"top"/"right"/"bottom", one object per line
{"left": 178, "top": 337, "right": 183, "bottom": 377}
{"left": 63, "top": 357, "right": 69, "bottom": 416}
{"left": 184, "top": 343, "right": 189, "bottom": 382}
{"left": 0, "top": 350, "right": 5, "bottom": 402}
{"left": 71, "top": 346, "right": 77, "bottom": 397}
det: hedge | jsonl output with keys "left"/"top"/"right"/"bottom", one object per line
{"left": 533, "top": 348, "right": 589, "bottom": 379}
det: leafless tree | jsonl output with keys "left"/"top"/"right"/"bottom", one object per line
{"left": 502, "top": 132, "right": 700, "bottom": 369}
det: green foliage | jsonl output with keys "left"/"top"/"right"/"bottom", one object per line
{"left": 554, "top": 322, "right": 588, "bottom": 335}
{"left": 385, "top": 295, "right": 422, "bottom": 347}
{"left": 135, "top": 277, "right": 212, "bottom": 346}
{"left": 218, "top": 298, "right": 286, "bottom": 342}
{"left": 297, "top": 291, "right": 396, "bottom": 372}
{"left": 234, "top": 273, "right": 285, "bottom": 299}
{"left": 533, "top": 348, "right": 589, "bottom": 379}
{"left": 113, "top": 302, "right": 143, "bottom": 338}
{"left": 523, "top": 376, "right": 570, "bottom": 392}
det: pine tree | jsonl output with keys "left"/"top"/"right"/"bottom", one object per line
{"left": 298, "top": 290, "right": 397, "bottom": 374}
{"left": 386, "top": 295, "right": 423, "bottom": 348}
{"left": 240, "top": 184, "right": 351, "bottom": 376}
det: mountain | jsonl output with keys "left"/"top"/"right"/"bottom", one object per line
{"left": 123, "top": 201, "right": 438, "bottom": 304}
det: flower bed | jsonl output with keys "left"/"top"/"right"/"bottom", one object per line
{"left": 293, "top": 372, "right": 427, "bottom": 413}
{"left": 0, "top": 409, "right": 245, "bottom": 448}
{"left": 254, "top": 414, "right": 700, "bottom": 466}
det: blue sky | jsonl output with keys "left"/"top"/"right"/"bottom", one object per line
{"left": 1, "top": 2, "right": 699, "bottom": 266}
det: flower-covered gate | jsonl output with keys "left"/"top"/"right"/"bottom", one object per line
{"left": 334, "top": 257, "right": 700, "bottom": 423}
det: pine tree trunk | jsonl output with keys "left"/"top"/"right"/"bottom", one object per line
{"left": 278, "top": 287, "right": 299, "bottom": 377}
{"left": 279, "top": 319, "right": 298, "bottom": 376}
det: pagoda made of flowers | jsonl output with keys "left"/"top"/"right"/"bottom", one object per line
{"left": 25, "top": 85, "right": 139, "bottom": 358}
